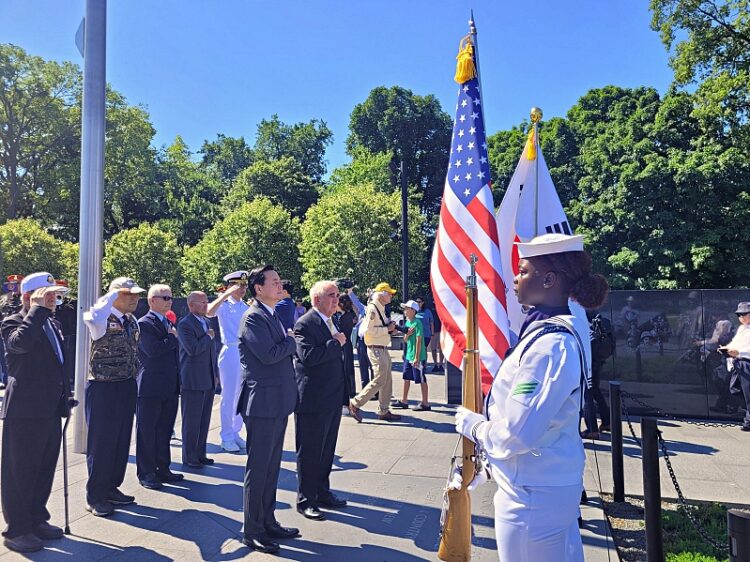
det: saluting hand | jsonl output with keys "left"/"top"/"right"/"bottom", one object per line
{"left": 30, "top": 287, "right": 58, "bottom": 311}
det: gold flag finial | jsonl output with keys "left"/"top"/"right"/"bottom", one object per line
{"left": 454, "top": 35, "right": 476, "bottom": 84}
{"left": 525, "top": 108, "right": 543, "bottom": 161}
{"left": 530, "top": 107, "right": 543, "bottom": 123}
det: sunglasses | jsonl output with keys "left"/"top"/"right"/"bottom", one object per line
{"left": 155, "top": 295, "right": 173, "bottom": 301}
{"left": 737, "top": 312, "right": 749, "bottom": 317}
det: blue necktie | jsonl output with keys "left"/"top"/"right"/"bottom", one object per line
{"left": 44, "top": 320, "right": 64, "bottom": 364}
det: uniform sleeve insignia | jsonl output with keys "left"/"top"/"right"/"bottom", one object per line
{"left": 512, "top": 380, "right": 539, "bottom": 396}
{"left": 510, "top": 378, "right": 542, "bottom": 406}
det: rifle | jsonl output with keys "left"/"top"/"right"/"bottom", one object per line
{"left": 438, "top": 254, "right": 482, "bottom": 561}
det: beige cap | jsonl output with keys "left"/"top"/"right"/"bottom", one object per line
{"left": 109, "top": 277, "right": 146, "bottom": 293}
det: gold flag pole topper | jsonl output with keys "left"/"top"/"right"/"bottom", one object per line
{"left": 438, "top": 253, "right": 482, "bottom": 562}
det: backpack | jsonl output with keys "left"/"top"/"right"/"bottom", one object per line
{"left": 590, "top": 314, "right": 615, "bottom": 362}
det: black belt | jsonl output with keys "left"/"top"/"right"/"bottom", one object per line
{"left": 367, "top": 345, "right": 387, "bottom": 349}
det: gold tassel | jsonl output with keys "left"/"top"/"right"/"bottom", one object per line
{"left": 525, "top": 129, "right": 537, "bottom": 161}
{"left": 454, "top": 36, "right": 476, "bottom": 84}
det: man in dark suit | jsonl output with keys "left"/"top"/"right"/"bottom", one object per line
{"left": 0, "top": 272, "right": 72, "bottom": 553}
{"left": 237, "top": 265, "right": 299, "bottom": 554}
{"left": 294, "top": 281, "right": 349, "bottom": 521}
{"left": 177, "top": 291, "right": 218, "bottom": 468}
{"left": 136, "top": 284, "right": 183, "bottom": 489}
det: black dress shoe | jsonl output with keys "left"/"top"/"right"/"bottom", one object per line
{"left": 86, "top": 501, "right": 114, "bottom": 517}
{"left": 318, "top": 494, "right": 347, "bottom": 508}
{"left": 139, "top": 473, "right": 163, "bottom": 490}
{"left": 266, "top": 524, "right": 300, "bottom": 539}
{"left": 242, "top": 536, "right": 280, "bottom": 553}
{"left": 741, "top": 424, "right": 750, "bottom": 432}
{"left": 200, "top": 457, "right": 215, "bottom": 465}
{"left": 4, "top": 534, "right": 43, "bottom": 553}
{"left": 185, "top": 461, "right": 204, "bottom": 469}
{"left": 107, "top": 489, "right": 135, "bottom": 505}
{"left": 157, "top": 470, "right": 184, "bottom": 482}
{"left": 33, "top": 521, "right": 64, "bottom": 540}
{"left": 297, "top": 506, "right": 326, "bottom": 520}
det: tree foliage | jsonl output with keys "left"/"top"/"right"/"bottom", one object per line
{"left": 347, "top": 86, "right": 452, "bottom": 214}
{"left": 224, "top": 156, "right": 318, "bottom": 218}
{"left": 254, "top": 115, "right": 333, "bottom": 182}
{"left": 182, "top": 197, "right": 301, "bottom": 293}
{"left": 299, "top": 183, "right": 426, "bottom": 294}
{"left": 200, "top": 134, "right": 254, "bottom": 182}
{"left": 327, "top": 147, "right": 394, "bottom": 194}
{"left": 102, "top": 223, "right": 182, "bottom": 290}
{"left": 0, "top": 219, "right": 73, "bottom": 282}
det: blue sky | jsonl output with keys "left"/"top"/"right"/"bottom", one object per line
{"left": 2, "top": 1, "right": 674, "bottom": 173}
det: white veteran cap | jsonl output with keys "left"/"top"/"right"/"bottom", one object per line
{"left": 516, "top": 233, "right": 585, "bottom": 259}
{"left": 223, "top": 270, "right": 249, "bottom": 284}
{"left": 108, "top": 277, "right": 146, "bottom": 293}
{"left": 20, "top": 272, "right": 69, "bottom": 294}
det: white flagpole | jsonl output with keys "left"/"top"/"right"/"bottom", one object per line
{"left": 73, "top": 0, "right": 107, "bottom": 454}
{"left": 530, "top": 107, "right": 543, "bottom": 237}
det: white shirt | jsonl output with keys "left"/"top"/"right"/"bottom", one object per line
{"left": 727, "top": 324, "right": 750, "bottom": 366}
{"left": 314, "top": 307, "right": 338, "bottom": 335}
{"left": 215, "top": 296, "right": 250, "bottom": 345}
{"left": 83, "top": 290, "right": 129, "bottom": 342}
{"left": 475, "top": 316, "right": 586, "bottom": 487}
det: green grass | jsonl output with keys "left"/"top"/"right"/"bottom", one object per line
{"left": 663, "top": 503, "right": 728, "bottom": 562}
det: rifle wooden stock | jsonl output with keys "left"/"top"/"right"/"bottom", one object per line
{"left": 438, "top": 277, "right": 481, "bottom": 561}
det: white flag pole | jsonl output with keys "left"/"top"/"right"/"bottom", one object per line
{"left": 73, "top": 0, "right": 107, "bottom": 454}
{"left": 530, "top": 107, "right": 543, "bottom": 237}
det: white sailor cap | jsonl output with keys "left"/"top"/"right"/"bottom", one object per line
{"left": 20, "top": 272, "right": 69, "bottom": 295}
{"left": 223, "top": 270, "right": 249, "bottom": 284}
{"left": 516, "top": 233, "right": 585, "bottom": 259}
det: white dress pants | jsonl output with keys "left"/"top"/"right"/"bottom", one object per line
{"left": 218, "top": 344, "right": 244, "bottom": 443}
{"left": 493, "top": 475, "right": 584, "bottom": 562}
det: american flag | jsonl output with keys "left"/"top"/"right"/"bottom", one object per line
{"left": 430, "top": 49, "right": 510, "bottom": 393}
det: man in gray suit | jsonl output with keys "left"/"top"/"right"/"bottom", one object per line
{"left": 237, "top": 265, "right": 299, "bottom": 554}
{"left": 177, "top": 291, "right": 218, "bottom": 468}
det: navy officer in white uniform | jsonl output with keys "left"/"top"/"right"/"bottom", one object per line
{"left": 455, "top": 233, "right": 609, "bottom": 562}
{"left": 207, "top": 271, "right": 250, "bottom": 453}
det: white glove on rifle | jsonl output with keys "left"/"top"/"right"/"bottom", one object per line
{"left": 455, "top": 406, "right": 486, "bottom": 443}
{"left": 447, "top": 465, "right": 490, "bottom": 491}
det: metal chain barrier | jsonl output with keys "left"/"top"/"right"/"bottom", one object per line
{"left": 618, "top": 390, "right": 731, "bottom": 554}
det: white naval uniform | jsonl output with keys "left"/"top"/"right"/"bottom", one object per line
{"left": 473, "top": 315, "right": 586, "bottom": 562}
{"left": 215, "top": 296, "right": 249, "bottom": 443}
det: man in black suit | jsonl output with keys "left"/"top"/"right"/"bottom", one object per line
{"left": 136, "top": 284, "right": 183, "bottom": 489}
{"left": 177, "top": 291, "right": 218, "bottom": 468}
{"left": 0, "top": 272, "right": 71, "bottom": 553}
{"left": 237, "top": 265, "right": 299, "bottom": 554}
{"left": 294, "top": 280, "right": 349, "bottom": 521}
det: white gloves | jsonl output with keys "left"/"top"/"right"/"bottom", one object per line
{"left": 455, "top": 406, "right": 486, "bottom": 442}
{"left": 447, "top": 465, "right": 490, "bottom": 491}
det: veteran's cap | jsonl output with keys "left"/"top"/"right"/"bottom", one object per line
{"left": 20, "top": 272, "right": 69, "bottom": 295}
{"left": 374, "top": 282, "right": 397, "bottom": 294}
{"left": 736, "top": 302, "right": 750, "bottom": 315}
{"left": 516, "top": 233, "right": 585, "bottom": 259}
{"left": 108, "top": 277, "right": 146, "bottom": 293}
{"left": 223, "top": 270, "right": 249, "bottom": 284}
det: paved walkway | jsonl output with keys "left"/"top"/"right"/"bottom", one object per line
{"left": 0, "top": 354, "right": 618, "bottom": 561}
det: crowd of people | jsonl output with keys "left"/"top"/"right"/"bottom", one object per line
{"left": 0, "top": 266, "right": 442, "bottom": 554}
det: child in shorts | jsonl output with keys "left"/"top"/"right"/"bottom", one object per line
{"left": 393, "top": 300, "right": 430, "bottom": 411}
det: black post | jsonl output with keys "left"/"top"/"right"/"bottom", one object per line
{"left": 728, "top": 509, "right": 750, "bottom": 562}
{"left": 642, "top": 417, "right": 664, "bottom": 562}
{"left": 400, "top": 160, "right": 409, "bottom": 302}
{"left": 610, "top": 381, "right": 625, "bottom": 502}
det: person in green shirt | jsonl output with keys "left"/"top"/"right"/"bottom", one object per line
{"left": 393, "top": 300, "right": 430, "bottom": 411}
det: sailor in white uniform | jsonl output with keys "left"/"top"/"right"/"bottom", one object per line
{"left": 207, "top": 271, "right": 250, "bottom": 453}
{"left": 454, "top": 233, "right": 609, "bottom": 562}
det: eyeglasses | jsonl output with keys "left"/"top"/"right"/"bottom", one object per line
{"left": 155, "top": 296, "right": 173, "bottom": 301}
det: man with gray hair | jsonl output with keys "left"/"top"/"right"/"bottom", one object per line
{"left": 348, "top": 282, "right": 401, "bottom": 422}
{"left": 83, "top": 277, "right": 145, "bottom": 517}
{"left": 293, "top": 280, "right": 348, "bottom": 520}
{"left": 136, "top": 284, "right": 182, "bottom": 489}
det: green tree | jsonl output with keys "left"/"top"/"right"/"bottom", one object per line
{"left": 199, "top": 134, "right": 254, "bottom": 182}
{"left": 102, "top": 223, "right": 182, "bottom": 290}
{"left": 347, "top": 86, "right": 452, "bottom": 214}
{"left": 254, "top": 115, "right": 333, "bottom": 182}
{"left": 299, "top": 183, "right": 426, "bottom": 294}
{"left": 327, "top": 147, "right": 394, "bottom": 194}
{"left": 157, "top": 136, "right": 225, "bottom": 246}
{"left": 182, "top": 197, "right": 301, "bottom": 293}
{"left": 224, "top": 156, "right": 318, "bottom": 218}
{"left": 0, "top": 44, "right": 80, "bottom": 221}
{"left": 0, "top": 219, "right": 71, "bottom": 280}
